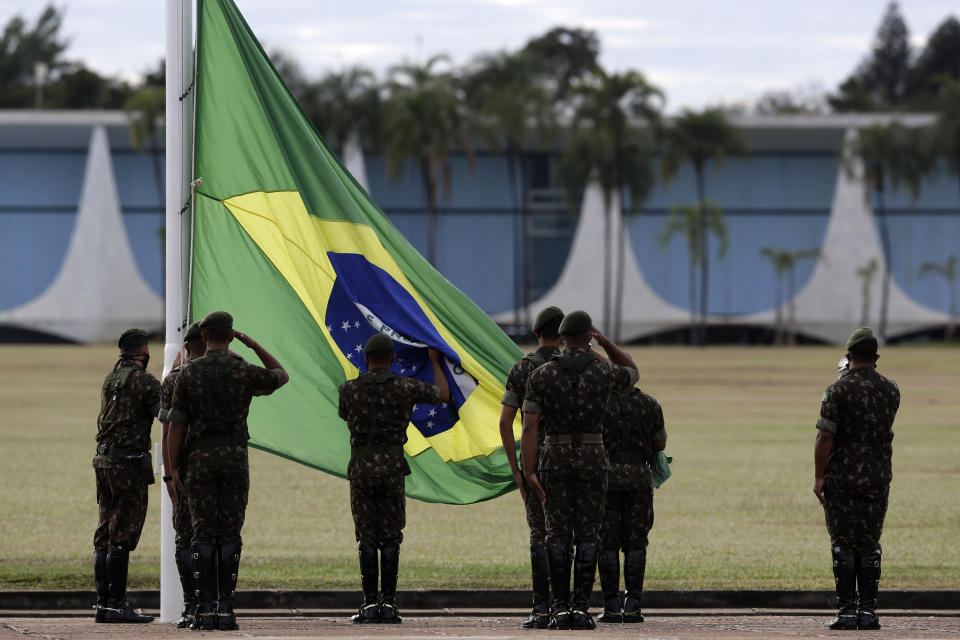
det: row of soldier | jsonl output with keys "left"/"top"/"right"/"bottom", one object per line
{"left": 91, "top": 307, "right": 898, "bottom": 632}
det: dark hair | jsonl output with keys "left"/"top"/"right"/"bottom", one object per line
{"left": 536, "top": 316, "right": 562, "bottom": 340}
{"left": 119, "top": 333, "right": 148, "bottom": 353}
{"left": 185, "top": 338, "right": 205, "bottom": 355}
{"left": 204, "top": 326, "right": 233, "bottom": 343}
{"left": 849, "top": 338, "right": 878, "bottom": 361}
{"left": 366, "top": 352, "right": 393, "bottom": 367}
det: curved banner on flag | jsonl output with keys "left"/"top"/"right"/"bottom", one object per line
{"left": 190, "top": 0, "right": 523, "bottom": 503}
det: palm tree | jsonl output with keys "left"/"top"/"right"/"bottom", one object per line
{"left": 125, "top": 86, "right": 165, "bottom": 209}
{"left": 382, "top": 55, "right": 473, "bottom": 267}
{"left": 931, "top": 78, "right": 960, "bottom": 210}
{"left": 661, "top": 108, "right": 747, "bottom": 344}
{"left": 462, "top": 51, "right": 556, "bottom": 328}
{"left": 658, "top": 201, "right": 729, "bottom": 340}
{"left": 302, "top": 66, "right": 380, "bottom": 151}
{"left": 919, "top": 255, "right": 957, "bottom": 340}
{"left": 759, "top": 247, "right": 822, "bottom": 344}
{"left": 557, "top": 69, "right": 663, "bottom": 339}
{"left": 857, "top": 259, "right": 879, "bottom": 327}
{"left": 849, "top": 121, "right": 931, "bottom": 341}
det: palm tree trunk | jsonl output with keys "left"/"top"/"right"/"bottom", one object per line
{"left": 787, "top": 266, "right": 797, "bottom": 345}
{"left": 773, "top": 274, "right": 782, "bottom": 345}
{"left": 506, "top": 148, "right": 522, "bottom": 330}
{"left": 420, "top": 156, "right": 437, "bottom": 267}
{"left": 689, "top": 253, "right": 697, "bottom": 343}
{"left": 613, "top": 186, "right": 625, "bottom": 342}
{"left": 875, "top": 180, "right": 892, "bottom": 342}
{"left": 150, "top": 131, "right": 165, "bottom": 312}
{"left": 603, "top": 191, "right": 612, "bottom": 336}
{"left": 948, "top": 275, "right": 957, "bottom": 341}
{"left": 521, "top": 159, "right": 533, "bottom": 331}
{"left": 695, "top": 160, "right": 708, "bottom": 345}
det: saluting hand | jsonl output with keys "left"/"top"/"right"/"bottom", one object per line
{"left": 591, "top": 327, "right": 608, "bottom": 348}
{"left": 234, "top": 331, "right": 255, "bottom": 348}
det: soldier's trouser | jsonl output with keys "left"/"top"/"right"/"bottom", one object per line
{"left": 350, "top": 475, "right": 405, "bottom": 548}
{"left": 600, "top": 488, "right": 653, "bottom": 551}
{"left": 541, "top": 468, "right": 607, "bottom": 545}
{"left": 524, "top": 477, "right": 548, "bottom": 546}
{"left": 823, "top": 486, "right": 888, "bottom": 555}
{"left": 186, "top": 446, "right": 249, "bottom": 546}
{"left": 93, "top": 467, "right": 148, "bottom": 551}
{"left": 173, "top": 485, "right": 194, "bottom": 552}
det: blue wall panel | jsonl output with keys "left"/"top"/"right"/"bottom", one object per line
{"left": 0, "top": 212, "right": 75, "bottom": 311}
{"left": 629, "top": 212, "right": 830, "bottom": 315}
{"left": 366, "top": 154, "right": 517, "bottom": 209}
{"left": 886, "top": 212, "right": 960, "bottom": 313}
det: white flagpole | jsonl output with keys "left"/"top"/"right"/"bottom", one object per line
{"left": 162, "top": 0, "right": 193, "bottom": 624}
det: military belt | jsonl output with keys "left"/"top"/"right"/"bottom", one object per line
{"left": 545, "top": 433, "right": 603, "bottom": 445}
{"left": 609, "top": 452, "right": 651, "bottom": 466}
{"left": 95, "top": 443, "right": 146, "bottom": 458}
{"left": 351, "top": 444, "right": 404, "bottom": 457}
{"left": 188, "top": 432, "right": 248, "bottom": 451}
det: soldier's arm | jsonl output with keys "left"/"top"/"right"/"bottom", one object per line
{"left": 428, "top": 348, "right": 450, "bottom": 403}
{"left": 813, "top": 385, "right": 839, "bottom": 506}
{"left": 498, "top": 405, "right": 525, "bottom": 500}
{"left": 592, "top": 327, "right": 638, "bottom": 381}
{"left": 520, "top": 373, "right": 546, "bottom": 503}
{"left": 235, "top": 331, "right": 289, "bottom": 391}
{"left": 652, "top": 402, "right": 667, "bottom": 452}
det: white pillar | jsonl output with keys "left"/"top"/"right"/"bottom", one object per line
{"left": 162, "top": 0, "right": 193, "bottom": 623}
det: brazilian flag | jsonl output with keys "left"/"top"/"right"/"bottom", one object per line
{"left": 190, "top": 0, "right": 522, "bottom": 503}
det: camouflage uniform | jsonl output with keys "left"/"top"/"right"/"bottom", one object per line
{"left": 338, "top": 369, "right": 442, "bottom": 547}
{"left": 168, "top": 349, "right": 284, "bottom": 545}
{"left": 597, "top": 389, "right": 666, "bottom": 622}
{"left": 523, "top": 347, "right": 638, "bottom": 624}
{"left": 816, "top": 363, "right": 899, "bottom": 630}
{"left": 502, "top": 345, "right": 560, "bottom": 547}
{"left": 817, "top": 367, "right": 899, "bottom": 554}
{"left": 339, "top": 366, "right": 442, "bottom": 624}
{"left": 159, "top": 365, "right": 192, "bottom": 551}
{"left": 93, "top": 363, "right": 160, "bottom": 551}
{"left": 502, "top": 345, "right": 561, "bottom": 627}
{"left": 92, "top": 354, "right": 160, "bottom": 624}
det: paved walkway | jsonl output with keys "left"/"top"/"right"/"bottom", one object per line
{"left": 3, "top": 612, "right": 960, "bottom": 640}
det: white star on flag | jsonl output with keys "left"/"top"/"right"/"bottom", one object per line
{"left": 353, "top": 321, "right": 361, "bottom": 328}
{"left": 426, "top": 420, "right": 433, "bottom": 428}
{"left": 341, "top": 321, "right": 350, "bottom": 331}
{"left": 355, "top": 344, "right": 362, "bottom": 353}
{"left": 429, "top": 408, "right": 436, "bottom": 417}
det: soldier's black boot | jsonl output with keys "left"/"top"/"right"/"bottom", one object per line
{"left": 856, "top": 548, "right": 882, "bottom": 630}
{"left": 522, "top": 545, "right": 551, "bottom": 629}
{"left": 93, "top": 550, "right": 108, "bottom": 623}
{"left": 190, "top": 544, "right": 217, "bottom": 631}
{"left": 175, "top": 547, "right": 197, "bottom": 628}
{"left": 351, "top": 543, "right": 380, "bottom": 624}
{"left": 216, "top": 543, "right": 241, "bottom": 631}
{"left": 103, "top": 547, "right": 154, "bottom": 623}
{"left": 828, "top": 547, "right": 858, "bottom": 630}
{"left": 570, "top": 541, "right": 599, "bottom": 630}
{"left": 546, "top": 543, "right": 572, "bottom": 630}
{"left": 596, "top": 548, "right": 622, "bottom": 623}
{"left": 621, "top": 548, "right": 646, "bottom": 623}
{"left": 379, "top": 546, "right": 402, "bottom": 624}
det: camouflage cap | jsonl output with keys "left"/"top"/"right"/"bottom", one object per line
{"left": 532, "top": 306, "right": 564, "bottom": 332}
{"left": 117, "top": 328, "right": 147, "bottom": 349}
{"left": 199, "top": 310, "right": 233, "bottom": 330}
{"left": 846, "top": 327, "right": 876, "bottom": 350}
{"left": 183, "top": 321, "right": 203, "bottom": 343}
{"left": 558, "top": 310, "right": 592, "bottom": 336}
{"left": 363, "top": 333, "right": 394, "bottom": 357}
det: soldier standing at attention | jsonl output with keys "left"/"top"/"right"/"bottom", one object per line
{"left": 338, "top": 334, "right": 450, "bottom": 625}
{"left": 499, "top": 306, "right": 564, "bottom": 629}
{"left": 167, "top": 311, "right": 289, "bottom": 631}
{"left": 814, "top": 327, "right": 899, "bottom": 631}
{"left": 92, "top": 328, "right": 160, "bottom": 623}
{"left": 596, "top": 389, "right": 666, "bottom": 624}
{"left": 158, "top": 321, "right": 205, "bottom": 628}
{"left": 521, "top": 311, "right": 638, "bottom": 630}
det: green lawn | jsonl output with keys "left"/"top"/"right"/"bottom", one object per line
{"left": 0, "top": 343, "right": 957, "bottom": 590}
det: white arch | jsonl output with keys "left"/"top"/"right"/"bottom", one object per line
{"left": 0, "top": 126, "right": 163, "bottom": 342}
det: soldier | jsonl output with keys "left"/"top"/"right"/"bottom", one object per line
{"left": 813, "top": 327, "right": 899, "bottom": 631}
{"left": 167, "top": 311, "right": 289, "bottom": 631}
{"left": 499, "top": 306, "right": 564, "bottom": 629}
{"left": 521, "top": 310, "right": 638, "bottom": 630}
{"left": 596, "top": 389, "right": 667, "bottom": 624}
{"left": 158, "top": 321, "right": 205, "bottom": 628}
{"left": 338, "top": 334, "right": 450, "bottom": 625}
{"left": 92, "top": 328, "right": 160, "bottom": 623}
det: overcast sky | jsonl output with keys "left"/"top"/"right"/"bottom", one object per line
{"left": 2, "top": 0, "right": 955, "bottom": 111}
